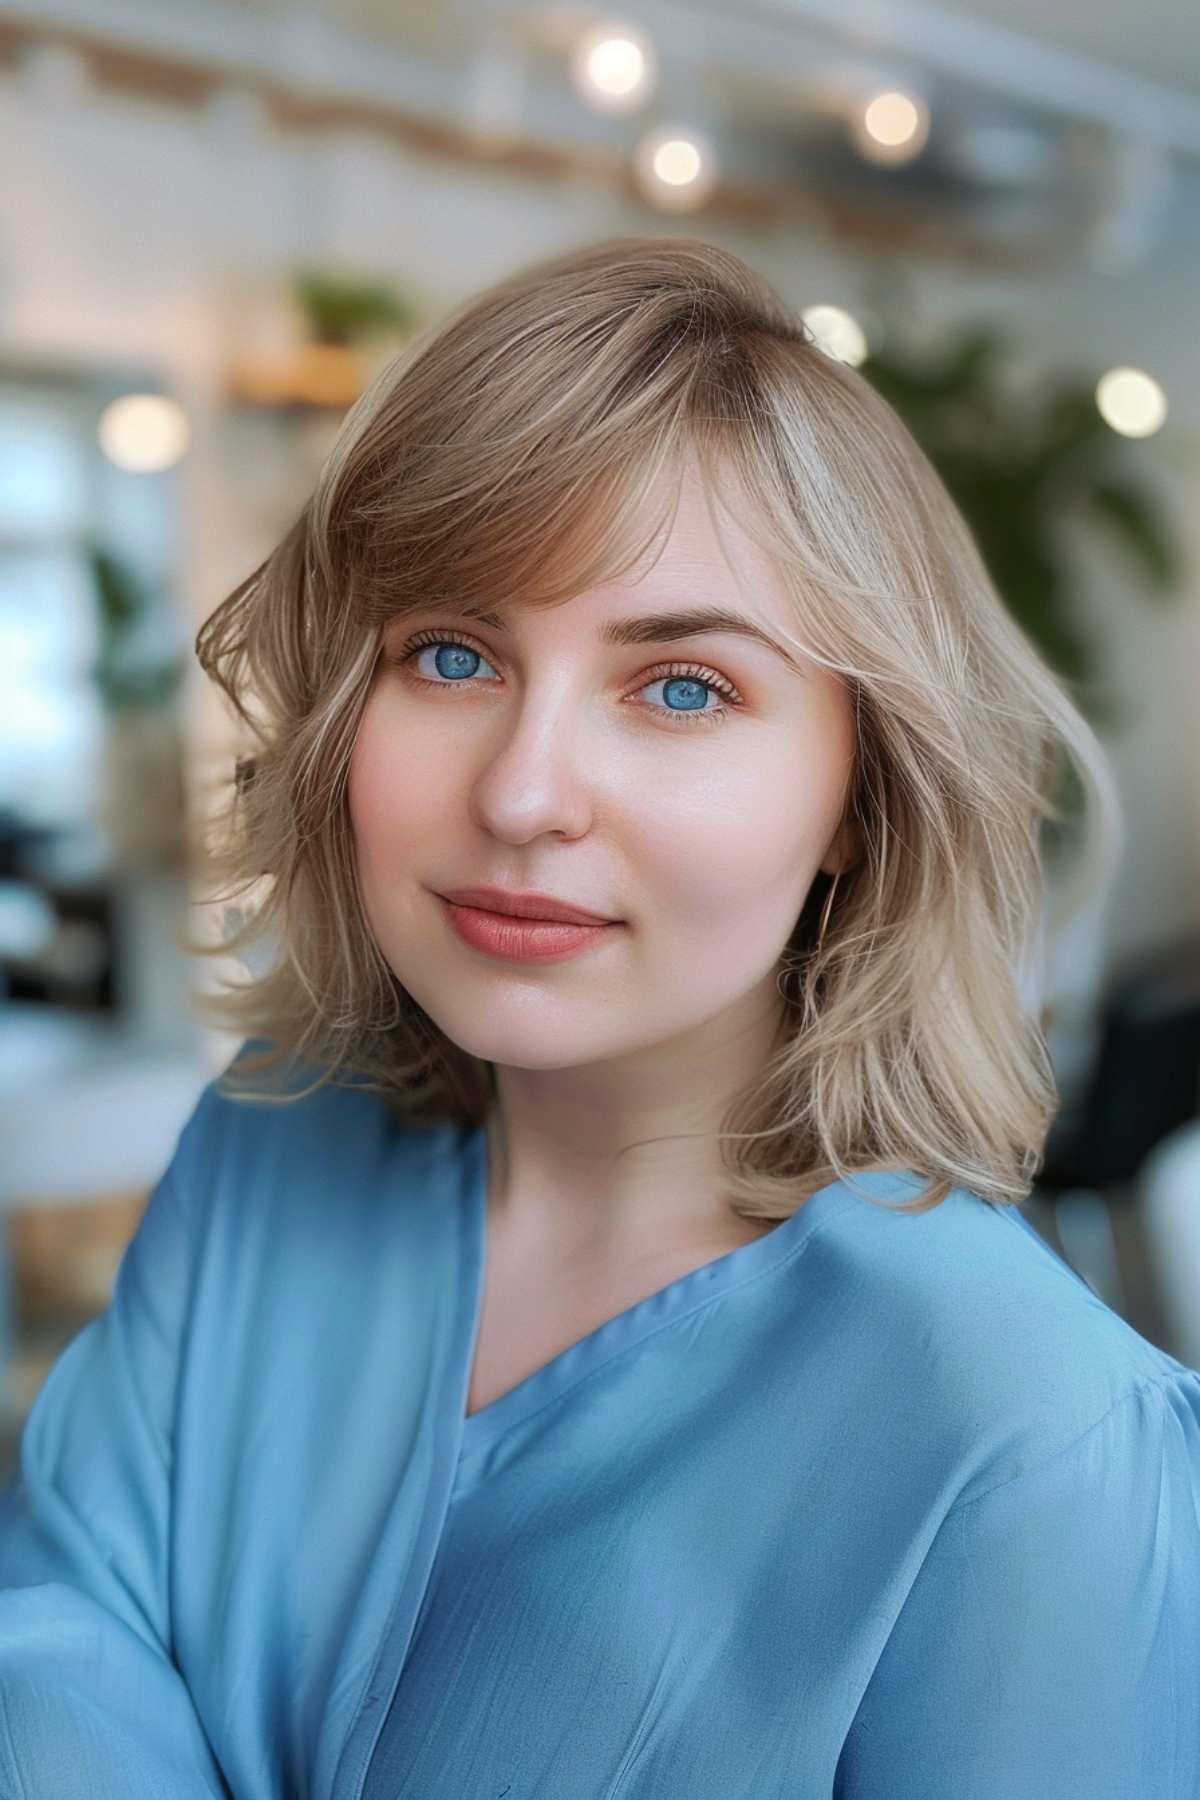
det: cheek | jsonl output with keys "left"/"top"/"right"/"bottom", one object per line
{"left": 346, "top": 723, "right": 395, "bottom": 879}
{"left": 347, "top": 703, "right": 450, "bottom": 874}
{"left": 345, "top": 712, "right": 424, "bottom": 971}
{"left": 633, "top": 742, "right": 847, "bottom": 928}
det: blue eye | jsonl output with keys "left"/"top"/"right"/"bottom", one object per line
{"left": 638, "top": 674, "right": 728, "bottom": 726}
{"left": 391, "top": 630, "right": 739, "bottom": 730}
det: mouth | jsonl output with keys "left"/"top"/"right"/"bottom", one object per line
{"left": 435, "top": 894, "right": 622, "bottom": 963}
{"left": 435, "top": 886, "right": 619, "bottom": 927}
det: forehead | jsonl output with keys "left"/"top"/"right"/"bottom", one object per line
{"left": 612, "top": 456, "right": 789, "bottom": 614}
{"left": 421, "top": 458, "right": 809, "bottom": 671}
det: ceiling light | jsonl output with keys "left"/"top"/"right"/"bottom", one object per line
{"left": 852, "top": 88, "right": 930, "bottom": 165}
{"left": 1095, "top": 367, "right": 1167, "bottom": 438}
{"left": 801, "top": 305, "right": 869, "bottom": 366}
{"left": 569, "top": 20, "right": 656, "bottom": 115}
{"left": 632, "top": 126, "right": 716, "bottom": 211}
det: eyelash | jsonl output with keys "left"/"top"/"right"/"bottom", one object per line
{"left": 387, "top": 628, "right": 742, "bottom": 730}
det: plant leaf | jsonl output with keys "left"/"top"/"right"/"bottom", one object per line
{"left": 1086, "top": 479, "right": 1181, "bottom": 594}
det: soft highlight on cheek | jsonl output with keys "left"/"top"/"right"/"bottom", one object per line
{"left": 644, "top": 705, "right": 852, "bottom": 926}
{"left": 347, "top": 700, "right": 430, "bottom": 925}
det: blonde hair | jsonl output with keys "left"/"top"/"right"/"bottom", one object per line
{"left": 188, "top": 235, "right": 1122, "bottom": 1220}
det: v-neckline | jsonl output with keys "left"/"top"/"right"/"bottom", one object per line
{"left": 452, "top": 1122, "right": 861, "bottom": 1461}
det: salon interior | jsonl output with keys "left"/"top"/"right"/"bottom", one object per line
{"left": 0, "top": 0, "right": 1198, "bottom": 1483}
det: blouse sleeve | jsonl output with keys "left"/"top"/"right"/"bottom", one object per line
{"left": 835, "top": 1369, "right": 1200, "bottom": 1800}
{"left": 0, "top": 1155, "right": 232, "bottom": 1799}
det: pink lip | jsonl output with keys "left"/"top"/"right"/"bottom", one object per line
{"left": 436, "top": 884, "right": 618, "bottom": 926}
{"left": 437, "top": 896, "right": 620, "bottom": 964}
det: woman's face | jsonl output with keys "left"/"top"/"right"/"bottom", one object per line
{"left": 348, "top": 461, "right": 859, "bottom": 1075}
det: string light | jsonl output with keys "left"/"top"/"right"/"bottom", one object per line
{"left": 852, "top": 88, "right": 930, "bottom": 165}
{"left": 801, "top": 305, "right": 869, "bottom": 367}
{"left": 632, "top": 126, "right": 716, "bottom": 211}
{"left": 570, "top": 23, "right": 656, "bottom": 114}
{"left": 1095, "top": 367, "right": 1168, "bottom": 438}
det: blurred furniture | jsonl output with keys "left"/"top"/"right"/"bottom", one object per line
{"left": 1031, "top": 933, "right": 1200, "bottom": 1327}
{"left": 0, "top": 1004, "right": 212, "bottom": 1431}
{"left": 1139, "top": 1120, "right": 1200, "bottom": 1372}
{"left": 0, "top": 874, "right": 118, "bottom": 1011}
{"left": 5, "top": 1188, "right": 150, "bottom": 1440}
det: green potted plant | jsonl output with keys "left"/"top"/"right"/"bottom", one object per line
{"left": 283, "top": 270, "right": 421, "bottom": 407}
{"left": 88, "top": 547, "right": 188, "bottom": 873}
{"left": 291, "top": 270, "right": 419, "bottom": 347}
{"left": 860, "top": 314, "right": 1186, "bottom": 860}
{"left": 227, "top": 271, "right": 421, "bottom": 408}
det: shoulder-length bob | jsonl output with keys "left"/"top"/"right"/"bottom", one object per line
{"left": 187, "top": 234, "right": 1122, "bottom": 1221}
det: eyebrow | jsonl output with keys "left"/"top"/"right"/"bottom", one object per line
{"left": 444, "top": 605, "right": 805, "bottom": 674}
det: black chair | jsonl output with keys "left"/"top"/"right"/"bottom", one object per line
{"left": 1031, "top": 933, "right": 1200, "bottom": 1322}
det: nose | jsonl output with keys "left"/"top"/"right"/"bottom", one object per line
{"left": 466, "top": 700, "right": 602, "bottom": 846}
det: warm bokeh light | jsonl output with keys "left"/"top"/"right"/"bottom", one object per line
{"left": 1095, "top": 366, "right": 1168, "bottom": 438}
{"left": 653, "top": 138, "right": 701, "bottom": 185}
{"left": 801, "top": 304, "right": 869, "bottom": 366}
{"left": 632, "top": 126, "right": 715, "bottom": 211}
{"left": 585, "top": 36, "right": 643, "bottom": 97}
{"left": 852, "top": 88, "right": 930, "bottom": 165}
{"left": 97, "top": 394, "right": 190, "bottom": 471}
{"left": 865, "top": 91, "right": 920, "bottom": 147}
{"left": 569, "top": 21, "right": 656, "bottom": 114}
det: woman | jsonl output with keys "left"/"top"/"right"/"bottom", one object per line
{"left": 1, "top": 237, "right": 1197, "bottom": 1799}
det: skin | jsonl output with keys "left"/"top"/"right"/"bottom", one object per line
{"left": 348, "top": 456, "right": 861, "bottom": 1292}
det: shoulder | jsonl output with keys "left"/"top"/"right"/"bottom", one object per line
{"left": 170, "top": 1037, "right": 468, "bottom": 1245}
{"left": 799, "top": 1170, "right": 1199, "bottom": 1507}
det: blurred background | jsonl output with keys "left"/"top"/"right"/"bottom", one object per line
{"left": 1, "top": 0, "right": 1198, "bottom": 1481}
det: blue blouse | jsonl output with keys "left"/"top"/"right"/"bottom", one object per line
{"left": 1, "top": 1042, "right": 1198, "bottom": 1799}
